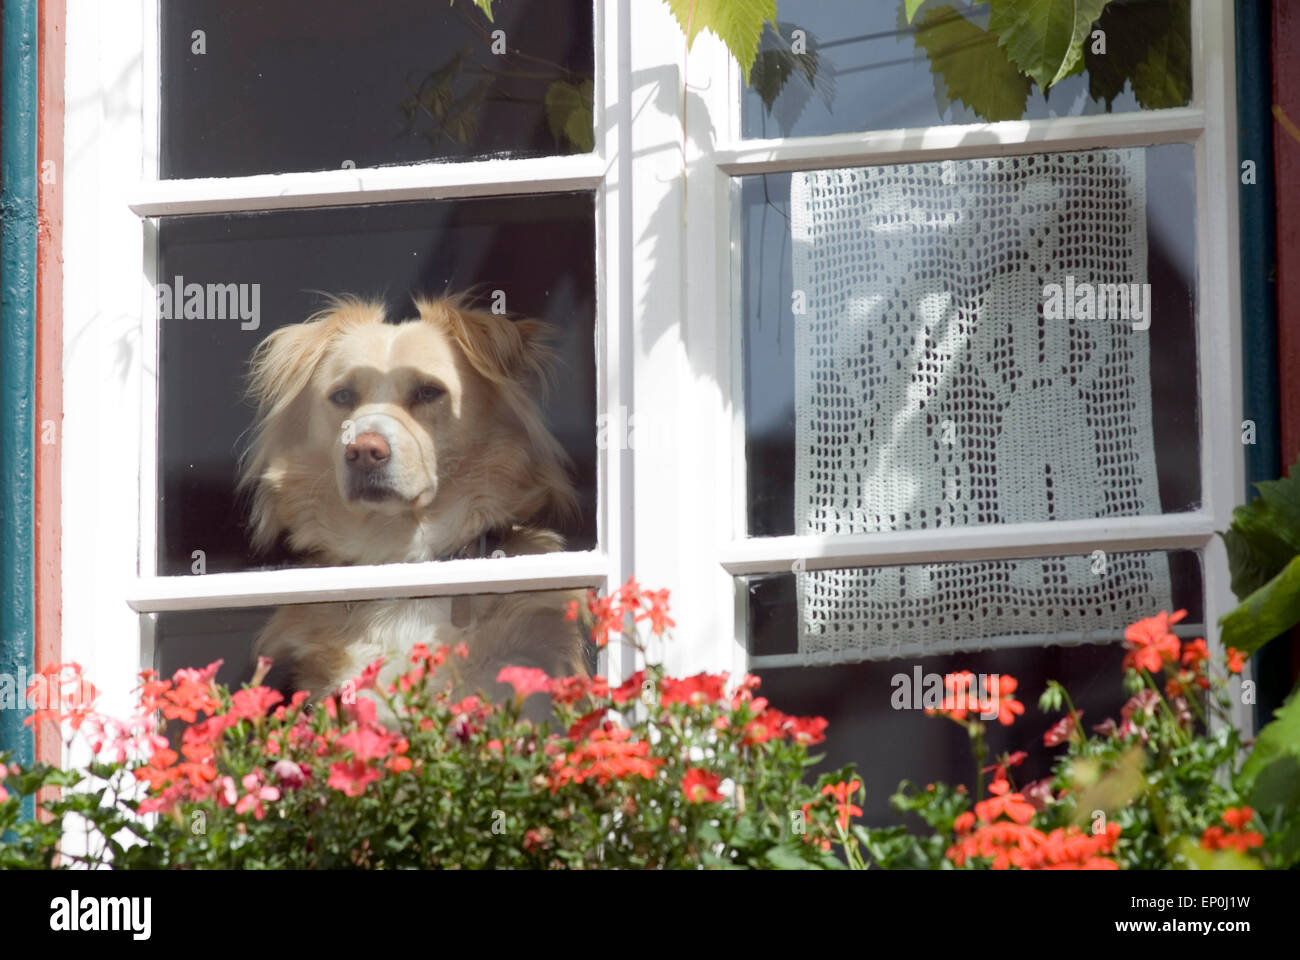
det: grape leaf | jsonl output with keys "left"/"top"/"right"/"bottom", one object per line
{"left": 1220, "top": 452, "right": 1300, "bottom": 599}
{"left": 664, "top": 0, "right": 779, "bottom": 82}
{"left": 913, "top": 6, "right": 1031, "bottom": 122}
{"left": 1130, "top": 0, "right": 1191, "bottom": 109}
{"left": 1086, "top": 0, "right": 1191, "bottom": 110}
{"left": 1219, "top": 555, "right": 1300, "bottom": 656}
{"left": 905, "top": 0, "right": 927, "bottom": 22}
{"left": 450, "top": 0, "right": 495, "bottom": 21}
{"left": 988, "top": 0, "right": 1109, "bottom": 90}
{"left": 1239, "top": 687, "right": 1300, "bottom": 797}
{"left": 544, "top": 79, "right": 595, "bottom": 153}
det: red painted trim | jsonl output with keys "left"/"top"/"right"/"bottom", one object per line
{"left": 1272, "top": 1, "right": 1300, "bottom": 690}
{"left": 36, "top": 0, "right": 66, "bottom": 770}
{"left": 1275, "top": 2, "right": 1300, "bottom": 473}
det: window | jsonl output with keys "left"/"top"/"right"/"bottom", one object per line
{"left": 61, "top": 1, "right": 1247, "bottom": 810}
{"left": 62, "top": 0, "right": 630, "bottom": 711}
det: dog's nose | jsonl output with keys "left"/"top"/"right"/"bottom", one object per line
{"left": 344, "top": 432, "right": 391, "bottom": 468}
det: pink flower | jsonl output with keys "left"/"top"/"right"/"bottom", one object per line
{"left": 497, "top": 666, "right": 552, "bottom": 701}
{"left": 350, "top": 657, "right": 385, "bottom": 692}
{"left": 335, "top": 726, "right": 395, "bottom": 762}
{"left": 0, "top": 784, "right": 8, "bottom": 804}
{"left": 214, "top": 775, "right": 238, "bottom": 808}
{"left": 272, "top": 760, "right": 309, "bottom": 790}
{"left": 1024, "top": 777, "right": 1057, "bottom": 811}
{"left": 327, "top": 759, "right": 381, "bottom": 797}
{"left": 230, "top": 686, "right": 283, "bottom": 721}
{"left": 1043, "top": 713, "right": 1079, "bottom": 747}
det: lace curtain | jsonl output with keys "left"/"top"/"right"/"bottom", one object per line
{"left": 791, "top": 150, "right": 1171, "bottom": 661}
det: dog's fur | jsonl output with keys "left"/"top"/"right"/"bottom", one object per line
{"left": 238, "top": 295, "right": 587, "bottom": 712}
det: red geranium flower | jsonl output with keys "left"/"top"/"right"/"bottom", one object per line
{"left": 786, "top": 715, "right": 828, "bottom": 746}
{"left": 1122, "top": 610, "right": 1185, "bottom": 673}
{"left": 327, "top": 759, "right": 381, "bottom": 797}
{"left": 974, "top": 779, "right": 1036, "bottom": 825}
{"left": 821, "top": 779, "right": 863, "bottom": 831}
{"left": 1201, "top": 809, "right": 1264, "bottom": 853}
{"left": 660, "top": 672, "right": 728, "bottom": 708}
{"left": 610, "top": 670, "right": 647, "bottom": 705}
{"left": 681, "top": 768, "right": 724, "bottom": 804}
{"left": 229, "top": 686, "right": 283, "bottom": 722}
{"left": 497, "top": 666, "right": 552, "bottom": 701}
{"left": 1043, "top": 714, "right": 1078, "bottom": 748}
{"left": 1222, "top": 806, "right": 1254, "bottom": 830}
{"left": 1180, "top": 637, "right": 1210, "bottom": 667}
{"left": 741, "top": 709, "right": 788, "bottom": 746}
{"left": 981, "top": 675, "right": 1024, "bottom": 726}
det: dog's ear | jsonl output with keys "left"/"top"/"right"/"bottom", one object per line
{"left": 246, "top": 319, "right": 339, "bottom": 421}
{"left": 416, "top": 297, "right": 557, "bottom": 390}
{"left": 240, "top": 300, "right": 379, "bottom": 553}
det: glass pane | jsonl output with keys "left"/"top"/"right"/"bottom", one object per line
{"left": 155, "top": 588, "right": 593, "bottom": 706}
{"left": 741, "top": 0, "right": 1191, "bottom": 139}
{"left": 155, "top": 193, "right": 596, "bottom": 576}
{"left": 737, "top": 143, "right": 1199, "bottom": 539}
{"left": 743, "top": 550, "right": 1203, "bottom": 823}
{"left": 160, "top": 0, "right": 595, "bottom": 179}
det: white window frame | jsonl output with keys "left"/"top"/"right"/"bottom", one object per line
{"left": 61, "top": 0, "right": 1248, "bottom": 734}
{"left": 625, "top": 0, "right": 1249, "bottom": 732}
{"left": 62, "top": 0, "right": 635, "bottom": 721}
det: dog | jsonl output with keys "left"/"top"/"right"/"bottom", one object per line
{"left": 238, "top": 294, "right": 588, "bottom": 719}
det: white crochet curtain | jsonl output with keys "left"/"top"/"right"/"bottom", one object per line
{"left": 791, "top": 150, "right": 1171, "bottom": 661}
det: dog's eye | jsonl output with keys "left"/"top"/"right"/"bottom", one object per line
{"left": 329, "top": 388, "right": 355, "bottom": 407}
{"left": 412, "top": 384, "right": 445, "bottom": 404}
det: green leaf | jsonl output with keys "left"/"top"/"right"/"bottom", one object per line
{"left": 1246, "top": 755, "right": 1300, "bottom": 813}
{"left": 913, "top": 7, "right": 1031, "bottom": 122}
{"left": 664, "top": 0, "right": 779, "bottom": 82}
{"left": 1221, "top": 453, "right": 1300, "bottom": 599}
{"left": 988, "top": 0, "right": 1109, "bottom": 90}
{"left": 1239, "top": 687, "right": 1300, "bottom": 793}
{"left": 1085, "top": 2, "right": 1192, "bottom": 111}
{"left": 905, "top": 0, "right": 927, "bottom": 22}
{"left": 1128, "top": 0, "right": 1191, "bottom": 109}
{"left": 544, "top": 79, "right": 595, "bottom": 153}
{"left": 764, "top": 843, "right": 822, "bottom": 870}
{"left": 451, "top": 0, "right": 494, "bottom": 22}
{"left": 1218, "top": 555, "right": 1300, "bottom": 656}
{"left": 750, "top": 22, "right": 827, "bottom": 116}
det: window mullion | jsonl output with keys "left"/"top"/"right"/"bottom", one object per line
{"left": 721, "top": 514, "right": 1219, "bottom": 577}
{"left": 715, "top": 107, "right": 1206, "bottom": 177}
{"left": 128, "top": 153, "right": 608, "bottom": 217}
{"left": 126, "top": 552, "right": 611, "bottom": 613}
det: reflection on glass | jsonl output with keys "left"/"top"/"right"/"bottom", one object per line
{"left": 742, "top": 0, "right": 1191, "bottom": 139}
{"left": 156, "top": 193, "right": 597, "bottom": 576}
{"left": 156, "top": 589, "right": 593, "bottom": 719}
{"left": 743, "top": 550, "right": 1203, "bottom": 822}
{"left": 737, "top": 144, "right": 1198, "bottom": 539}
{"left": 161, "top": 0, "right": 595, "bottom": 178}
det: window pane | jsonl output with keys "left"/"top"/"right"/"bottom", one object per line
{"left": 743, "top": 550, "right": 1203, "bottom": 823}
{"left": 160, "top": 0, "right": 595, "bottom": 179}
{"left": 155, "top": 588, "right": 593, "bottom": 703}
{"left": 737, "top": 144, "right": 1198, "bottom": 539}
{"left": 741, "top": 0, "right": 1191, "bottom": 140}
{"left": 155, "top": 193, "right": 596, "bottom": 576}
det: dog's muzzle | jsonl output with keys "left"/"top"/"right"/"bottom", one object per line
{"left": 344, "top": 431, "right": 401, "bottom": 501}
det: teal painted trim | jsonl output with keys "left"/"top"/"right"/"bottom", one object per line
{"left": 1237, "top": 2, "right": 1281, "bottom": 488}
{"left": 0, "top": 0, "right": 39, "bottom": 818}
{"left": 1235, "top": 1, "right": 1287, "bottom": 730}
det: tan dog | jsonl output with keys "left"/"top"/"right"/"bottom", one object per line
{"left": 238, "top": 295, "right": 588, "bottom": 716}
